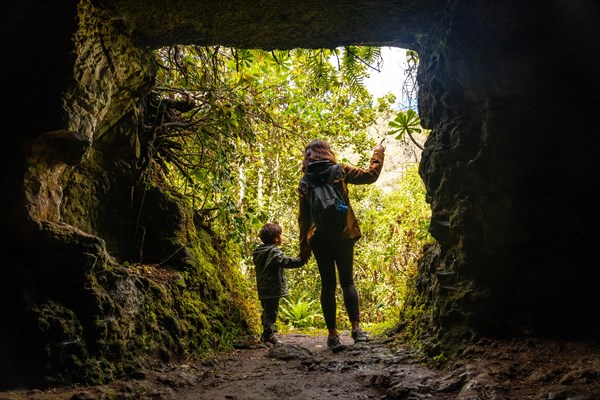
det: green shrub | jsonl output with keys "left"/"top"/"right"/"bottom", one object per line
{"left": 279, "top": 293, "right": 324, "bottom": 329}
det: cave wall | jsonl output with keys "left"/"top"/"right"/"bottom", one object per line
{"left": 1, "top": 0, "right": 255, "bottom": 388}
{"left": 414, "top": 1, "right": 600, "bottom": 350}
{"left": 1, "top": 0, "right": 599, "bottom": 387}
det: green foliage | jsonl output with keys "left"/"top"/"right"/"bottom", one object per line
{"left": 387, "top": 108, "right": 428, "bottom": 151}
{"left": 279, "top": 294, "right": 323, "bottom": 329}
{"left": 140, "top": 44, "right": 433, "bottom": 339}
{"left": 351, "top": 165, "right": 433, "bottom": 323}
{"left": 432, "top": 352, "right": 449, "bottom": 368}
{"left": 388, "top": 109, "right": 422, "bottom": 140}
{"left": 143, "top": 45, "right": 383, "bottom": 252}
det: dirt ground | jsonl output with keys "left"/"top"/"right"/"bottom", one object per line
{"left": 1, "top": 331, "right": 600, "bottom": 400}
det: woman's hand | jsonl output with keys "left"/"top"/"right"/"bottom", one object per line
{"left": 375, "top": 137, "right": 386, "bottom": 152}
{"left": 299, "top": 249, "right": 311, "bottom": 263}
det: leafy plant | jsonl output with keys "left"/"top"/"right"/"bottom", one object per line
{"left": 279, "top": 294, "right": 323, "bottom": 329}
{"left": 387, "top": 109, "right": 425, "bottom": 150}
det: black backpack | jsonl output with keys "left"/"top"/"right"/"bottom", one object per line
{"left": 305, "top": 164, "right": 349, "bottom": 234}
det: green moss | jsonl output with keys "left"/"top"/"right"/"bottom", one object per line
{"left": 24, "top": 214, "right": 259, "bottom": 386}
{"left": 20, "top": 3, "right": 261, "bottom": 384}
{"left": 394, "top": 257, "right": 478, "bottom": 366}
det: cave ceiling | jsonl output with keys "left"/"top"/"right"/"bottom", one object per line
{"left": 97, "top": 0, "right": 445, "bottom": 50}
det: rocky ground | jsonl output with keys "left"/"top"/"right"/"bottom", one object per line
{"left": 1, "top": 331, "right": 599, "bottom": 400}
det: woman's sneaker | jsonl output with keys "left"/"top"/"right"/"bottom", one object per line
{"left": 326, "top": 334, "right": 342, "bottom": 348}
{"left": 351, "top": 329, "right": 369, "bottom": 343}
{"left": 261, "top": 333, "right": 282, "bottom": 346}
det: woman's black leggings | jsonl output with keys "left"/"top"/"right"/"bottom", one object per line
{"left": 311, "top": 239, "right": 360, "bottom": 329}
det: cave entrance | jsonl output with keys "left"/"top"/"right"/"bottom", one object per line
{"left": 147, "top": 44, "right": 431, "bottom": 334}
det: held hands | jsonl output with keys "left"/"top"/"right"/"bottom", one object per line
{"left": 299, "top": 249, "right": 312, "bottom": 264}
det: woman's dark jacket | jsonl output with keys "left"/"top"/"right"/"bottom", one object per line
{"left": 298, "top": 148, "right": 385, "bottom": 259}
{"left": 252, "top": 244, "right": 304, "bottom": 300}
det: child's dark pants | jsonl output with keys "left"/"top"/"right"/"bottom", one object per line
{"left": 260, "top": 297, "right": 280, "bottom": 337}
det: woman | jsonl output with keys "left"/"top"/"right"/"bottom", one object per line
{"left": 298, "top": 139, "right": 385, "bottom": 347}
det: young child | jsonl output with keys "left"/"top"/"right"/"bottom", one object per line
{"left": 252, "top": 222, "right": 305, "bottom": 345}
